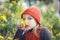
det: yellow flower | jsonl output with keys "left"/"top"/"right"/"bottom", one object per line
{"left": 8, "top": 37, "right": 12, "bottom": 40}
{"left": 1, "top": 24, "right": 5, "bottom": 27}
{"left": 58, "top": 19, "right": 60, "bottom": 24}
{"left": 56, "top": 33, "right": 60, "bottom": 37}
{"left": 50, "top": 7, "right": 55, "bottom": 12}
{"left": 1, "top": 15, "right": 7, "bottom": 22}
{"left": 21, "top": 19, "right": 27, "bottom": 27}
{"left": 0, "top": 35, "right": 4, "bottom": 39}
{"left": 59, "top": 33, "right": 60, "bottom": 35}
{"left": 12, "top": 1, "right": 16, "bottom": 4}
{"left": 49, "top": 23, "right": 53, "bottom": 29}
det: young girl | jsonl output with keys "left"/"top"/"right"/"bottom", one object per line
{"left": 13, "top": 7, "right": 52, "bottom": 40}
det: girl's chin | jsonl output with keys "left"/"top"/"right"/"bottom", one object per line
{"left": 25, "top": 25, "right": 33, "bottom": 31}
{"left": 25, "top": 27, "right": 32, "bottom": 31}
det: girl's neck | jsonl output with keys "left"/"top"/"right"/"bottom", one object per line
{"left": 33, "top": 24, "right": 39, "bottom": 31}
{"left": 32, "top": 24, "right": 42, "bottom": 37}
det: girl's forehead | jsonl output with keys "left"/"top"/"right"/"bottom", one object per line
{"left": 23, "top": 14, "right": 32, "bottom": 18}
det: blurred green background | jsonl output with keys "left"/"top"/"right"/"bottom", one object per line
{"left": 0, "top": 0, "right": 60, "bottom": 40}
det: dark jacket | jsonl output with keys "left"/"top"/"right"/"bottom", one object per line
{"left": 13, "top": 28, "right": 52, "bottom": 40}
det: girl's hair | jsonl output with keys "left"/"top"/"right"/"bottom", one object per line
{"left": 33, "top": 23, "right": 42, "bottom": 38}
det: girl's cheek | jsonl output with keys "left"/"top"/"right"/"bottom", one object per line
{"left": 27, "top": 20, "right": 37, "bottom": 28}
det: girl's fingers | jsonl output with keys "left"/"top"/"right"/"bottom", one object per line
{"left": 18, "top": 24, "right": 25, "bottom": 30}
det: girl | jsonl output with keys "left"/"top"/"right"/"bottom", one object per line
{"left": 13, "top": 7, "right": 52, "bottom": 40}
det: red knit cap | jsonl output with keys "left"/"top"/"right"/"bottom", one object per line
{"left": 21, "top": 7, "right": 41, "bottom": 24}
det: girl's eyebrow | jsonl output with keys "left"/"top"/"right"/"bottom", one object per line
{"left": 28, "top": 15, "right": 32, "bottom": 18}
{"left": 27, "top": 16, "right": 32, "bottom": 18}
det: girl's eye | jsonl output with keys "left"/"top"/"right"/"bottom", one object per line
{"left": 28, "top": 17, "right": 32, "bottom": 20}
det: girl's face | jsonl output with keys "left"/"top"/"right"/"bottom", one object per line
{"left": 23, "top": 14, "right": 37, "bottom": 30}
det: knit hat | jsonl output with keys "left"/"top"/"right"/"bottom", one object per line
{"left": 21, "top": 7, "right": 41, "bottom": 24}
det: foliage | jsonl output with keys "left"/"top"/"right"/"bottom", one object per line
{"left": 0, "top": 0, "right": 60, "bottom": 40}
{"left": 0, "top": 0, "right": 24, "bottom": 40}
{"left": 41, "top": 6, "right": 60, "bottom": 40}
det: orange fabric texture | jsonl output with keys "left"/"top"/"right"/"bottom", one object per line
{"left": 25, "top": 29, "right": 40, "bottom": 40}
{"left": 21, "top": 7, "right": 41, "bottom": 24}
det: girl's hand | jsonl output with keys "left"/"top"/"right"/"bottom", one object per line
{"left": 18, "top": 24, "right": 25, "bottom": 30}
